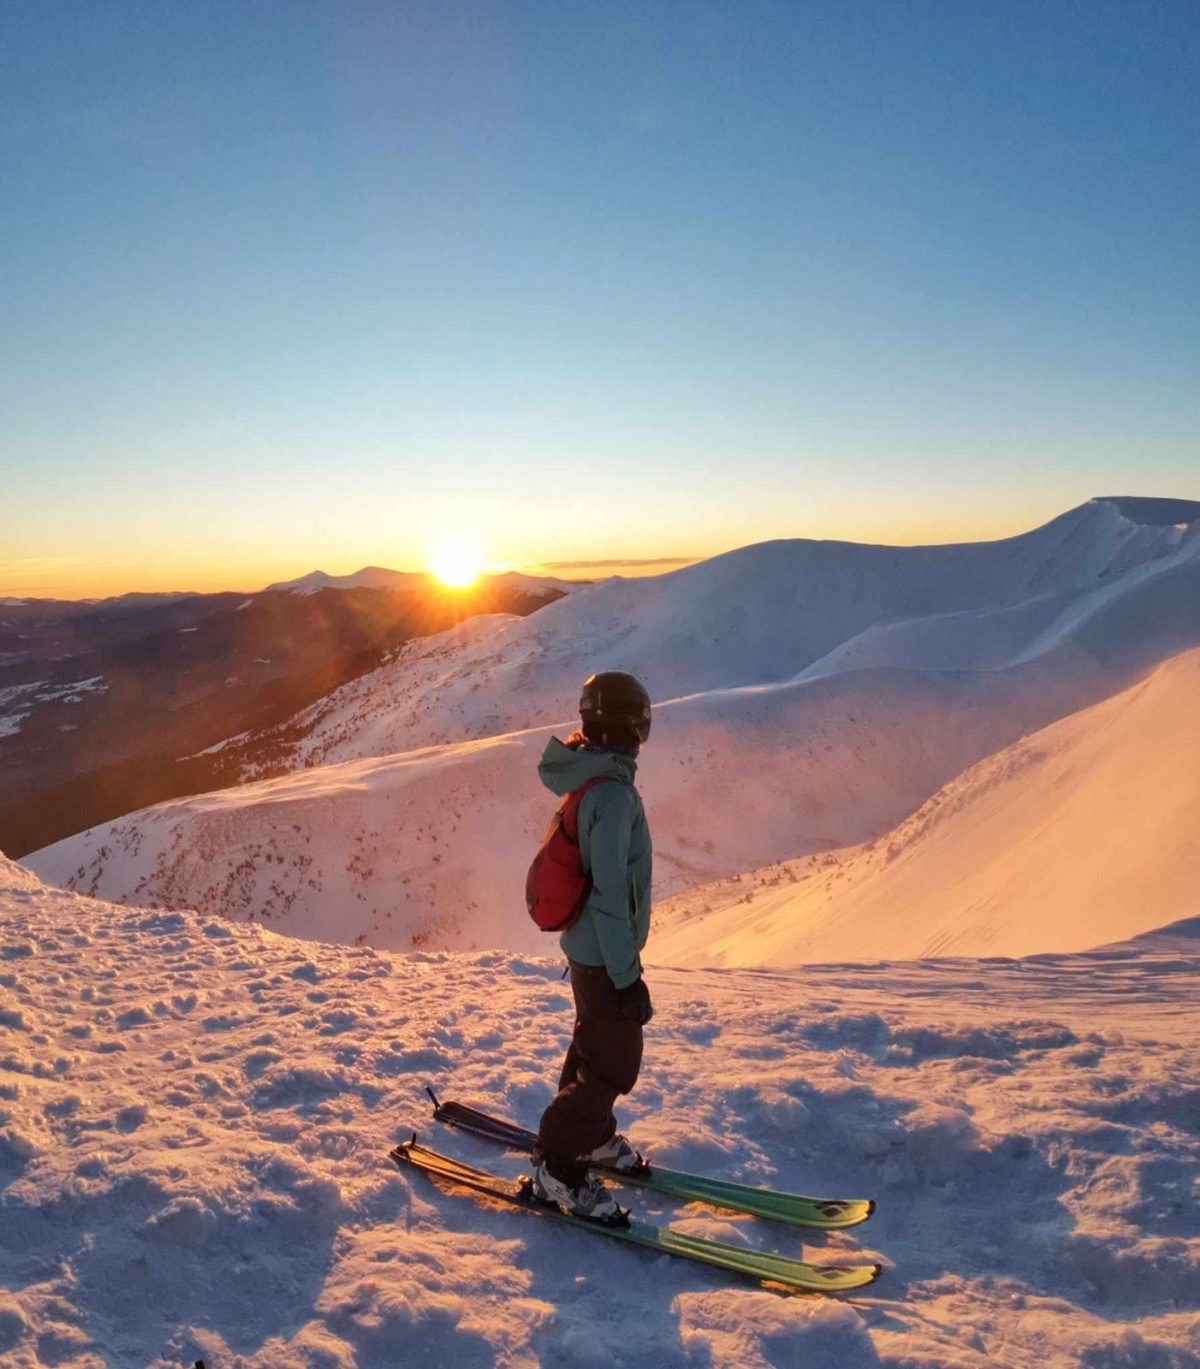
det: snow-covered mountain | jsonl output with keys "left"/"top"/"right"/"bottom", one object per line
{"left": 2, "top": 857, "right": 1197, "bottom": 1366}
{"left": 252, "top": 497, "right": 1200, "bottom": 763}
{"left": 23, "top": 498, "right": 1200, "bottom": 956}
{"left": 264, "top": 565, "right": 427, "bottom": 593}
{"left": 653, "top": 646, "right": 1200, "bottom": 966}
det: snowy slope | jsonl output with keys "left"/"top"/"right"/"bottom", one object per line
{"left": 1, "top": 859, "right": 1197, "bottom": 1368}
{"left": 653, "top": 648, "right": 1200, "bottom": 967}
{"left": 24, "top": 663, "right": 1095, "bottom": 953}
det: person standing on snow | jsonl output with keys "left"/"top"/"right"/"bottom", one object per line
{"left": 531, "top": 671, "right": 654, "bottom": 1221}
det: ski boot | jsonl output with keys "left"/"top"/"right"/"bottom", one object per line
{"left": 529, "top": 1162, "right": 628, "bottom": 1225}
{"left": 582, "top": 1133, "right": 644, "bottom": 1173}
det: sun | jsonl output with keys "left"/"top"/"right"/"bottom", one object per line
{"left": 430, "top": 536, "right": 486, "bottom": 589}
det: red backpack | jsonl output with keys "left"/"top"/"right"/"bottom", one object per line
{"left": 526, "top": 777, "right": 614, "bottom": 932}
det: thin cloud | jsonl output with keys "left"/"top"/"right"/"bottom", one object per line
{"left": 538, "top": 556, "right": 698, "bottom": 571}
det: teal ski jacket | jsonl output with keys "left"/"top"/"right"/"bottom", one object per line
{"left": 536, "top": 736, "right": 653, "bottom": 990}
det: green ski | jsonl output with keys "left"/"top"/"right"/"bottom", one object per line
{"left": 390, "top": 1138, "right": 882, "bottom": 1295}
{"left": 425, "top": 1091, "right": 875, "bottom": 1231}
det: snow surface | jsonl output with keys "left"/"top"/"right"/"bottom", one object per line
{"left": 653, "top": 648, "right": 1200, "bottom": 965}
{"left": 25, "top": 499, "right": 1200, "bottom": 957}
{"left": 1, "top": 857, "right": 1197, "bottom": 1368}
{"left": 0, "top": 677, "right": 108, "bottom": 739}
{"left": 178, "top": 732, "right": 252, "bottom": 762}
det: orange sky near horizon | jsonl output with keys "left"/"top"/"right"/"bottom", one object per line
{"left": 1, "top": 502, "right": 1063, "bottom": 601}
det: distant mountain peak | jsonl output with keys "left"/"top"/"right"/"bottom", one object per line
{"left": 262, "top": 566, "right": 580, "bottom": 596}
{"left": 263, "top": 567, "right": 425, "bottom": 594}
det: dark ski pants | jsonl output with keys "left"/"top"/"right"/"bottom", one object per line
{"left": 535, "top": 960, "right": 644, "bottom": 1187}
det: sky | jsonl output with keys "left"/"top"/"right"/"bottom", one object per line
{"left": 2, "top": 0, "right": 1198, "bottom": 598}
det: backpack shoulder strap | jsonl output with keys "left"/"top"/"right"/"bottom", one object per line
{"left": 561, "top": 776, "right": 620, "bottom": 844}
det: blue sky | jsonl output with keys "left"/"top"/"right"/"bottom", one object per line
{"left": 2, "top": 0, "right": 1198, "bottom": 595}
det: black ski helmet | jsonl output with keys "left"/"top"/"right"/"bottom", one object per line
{"left": 579, "top": 671, "right": 652, "bottom": 748}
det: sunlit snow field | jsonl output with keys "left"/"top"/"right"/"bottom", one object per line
{"left": 2, "top": 860, "right": 1197, "bottom": 1367}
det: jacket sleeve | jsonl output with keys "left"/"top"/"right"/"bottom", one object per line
{"left": 582, "top": 784, "right": 640, "bottom": 990}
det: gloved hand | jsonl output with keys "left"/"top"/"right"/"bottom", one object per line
{"left": 614, "top": 976, "right": 654, "bottom": 1025}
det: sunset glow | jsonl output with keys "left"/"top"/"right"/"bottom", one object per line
{"left": 430, "top": 537, "right": 486, "bottom": 589}
{"left": 5, "top": 6, "right": 1198, "bottom": 605}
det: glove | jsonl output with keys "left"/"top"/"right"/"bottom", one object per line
{"left": 614, "top": 976, "right": 654, "bottom": 1025}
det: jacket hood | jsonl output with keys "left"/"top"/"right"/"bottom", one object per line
{"left": 537, "top": 736, "right": 638, "bottom": 797}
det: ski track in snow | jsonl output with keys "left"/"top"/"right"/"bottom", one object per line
{"left": 1, "top": 863, "right": 1197, "bottom": 1368}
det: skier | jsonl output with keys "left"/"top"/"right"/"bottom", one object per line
{"left": 530, "top": 670, "right": 654, "bottom": 1220}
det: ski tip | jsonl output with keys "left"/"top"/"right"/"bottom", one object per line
{"left": 424, "top": 1084, "right": 441, "bottom": 1111}
{"left": 865, "top": 1198, "right": 877, "bottom": 1218}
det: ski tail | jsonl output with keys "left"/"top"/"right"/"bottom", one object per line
{"left": 426, "top": 1088, "right": 537, "bottom": 1151}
